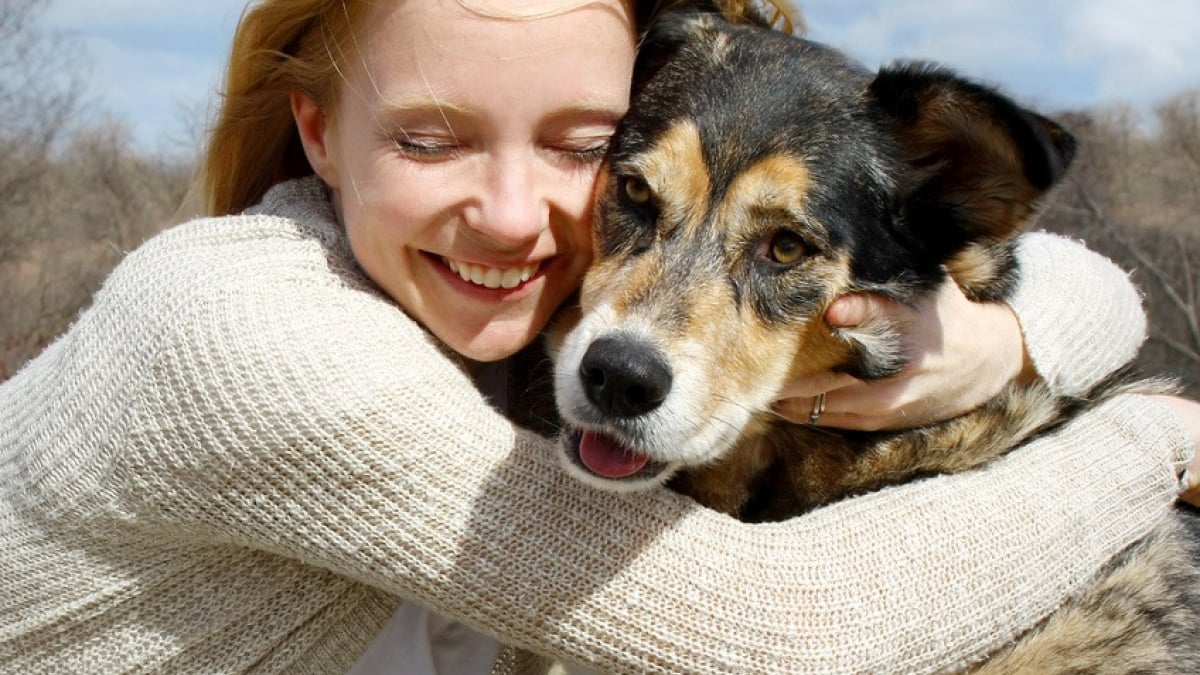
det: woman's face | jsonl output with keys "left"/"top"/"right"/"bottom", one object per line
{"left": 294, "top": 0, "right": 635, "bottom": 362}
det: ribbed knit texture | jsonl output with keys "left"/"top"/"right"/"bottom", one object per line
{"left": 0, "top": 177, "right": 1190, "bottom": 674}
{"left": 1008, "top": 231, "right": 1149, "bottom": 396}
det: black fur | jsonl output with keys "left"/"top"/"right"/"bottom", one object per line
{"left": 554, "top": 10, "right": 1200, "bottom": 672}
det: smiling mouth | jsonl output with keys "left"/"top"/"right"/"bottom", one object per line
{"left": 443, "top": 257, "right": 540, "bottom": 290}
{"left": 564, "top": 429, "right": 673, "bottom": 483}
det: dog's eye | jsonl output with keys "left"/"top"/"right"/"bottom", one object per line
{"left": 769, "top": 232, "right": 807, "bottom": 265}
{"left": 622, "top": 177, "right": 652, "bottom": 205}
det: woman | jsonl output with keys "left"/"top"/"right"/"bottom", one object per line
{"left": 1, "top": 0, "right": 1194, "bottom": 673}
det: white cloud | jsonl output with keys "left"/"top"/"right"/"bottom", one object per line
{"left": 26, "top": 0, "right": 1200, "bottom": 148}
{"left": 37, "top": 0, "right": 245, "bottom": 149}
{"left": 42, "top": 1, "right": 244, "bottom": 34}
{"left": 1062, "top": 0, "right": 1200, "bottom": 105}
{"left": 803, "top": 0, "right": 1199, "bottom": 112}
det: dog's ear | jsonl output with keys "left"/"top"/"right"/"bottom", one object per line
{"left": 633, "top": 7, "right": 716, "bottom": 94}
{"left": 867, "top": 63, "right": 1076, "bottom": 244}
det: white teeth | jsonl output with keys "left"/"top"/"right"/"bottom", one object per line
{"left": 445, "top": 258, "right": 539, "bottom": 290}
{"left": 499, "top": 267, "right": 524, "bottom": 289}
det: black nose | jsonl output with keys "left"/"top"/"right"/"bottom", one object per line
{"left": 579, "top": 335, "right": 673, "bottom": 418}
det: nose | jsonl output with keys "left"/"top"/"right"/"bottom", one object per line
{"left": 467, "top": 154, "right": 547, "bottom": 248}
{"left": 579, "top": 335, "right": 673, "bottom": 418}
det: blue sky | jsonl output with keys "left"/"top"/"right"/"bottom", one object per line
{"left": 36, "top": 0, "right": 1200, "bottom": 151}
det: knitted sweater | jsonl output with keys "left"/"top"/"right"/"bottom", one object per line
{"left": 0, "top": 177, "right": 1190, "bottom": 674}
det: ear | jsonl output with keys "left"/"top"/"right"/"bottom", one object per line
{"left": 290, "top": 89, "right": 340, "bottom": 188}
{"left": 633, "top": 7, "right": 716, "bottom": 94}
{"left": 868, "top": 64, "right": 1076, "bottom": 244}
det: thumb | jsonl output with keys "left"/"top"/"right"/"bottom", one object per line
{"left": 826, "top": 293, "right": 876, "bottom": 328}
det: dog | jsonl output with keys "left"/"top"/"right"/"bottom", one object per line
{"left": 549, "top": 8, "right": 1200, "bottom": 672}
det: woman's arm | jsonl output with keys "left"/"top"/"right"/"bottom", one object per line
{"left": 106, "top": 257, "right": 1190, "bottom": 674}
{"left": 1007, "top": 231, "right": 1146, "bottom": 395}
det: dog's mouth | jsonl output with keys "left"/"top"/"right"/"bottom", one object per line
{"left": 563, "top": 429, "right": 674, "bottom": 484}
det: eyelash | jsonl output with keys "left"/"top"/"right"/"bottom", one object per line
{"left": 392, "top": 137, "right": 459, "bottom": 160}
{"left": 389, "top": 136, "right": 609, "bottom": 164}
{"left": 561, "top": 141, "right": 610, "bottom": 164}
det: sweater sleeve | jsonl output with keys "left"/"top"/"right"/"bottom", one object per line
{"left": 1010, "top": 232, "right": 1147, "bottom": 396}
{"left": 107, "top": 238, "right": 1189, "bottom": 674}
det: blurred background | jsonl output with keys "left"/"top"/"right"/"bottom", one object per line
{"left": 2, "top": 0, "right": 1198, "bottom": 393}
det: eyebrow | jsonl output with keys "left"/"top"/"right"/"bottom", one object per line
{"left": 375, "top": 97, "right": 627, "bottom": 126}
{"left": 376, "top": 97, "right": 470, "bottom": 119}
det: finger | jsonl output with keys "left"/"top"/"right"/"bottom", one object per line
{"left": 773, "top": 389, "right": 885, "bottom": 430}
{"left": 813, "top": 381, "right": 934, "bottom": 431}
{"left": 775, "top": 380, "right": 891, "bottom": 425}
{"left": 775, "top": 371, "right": 860, "bottom": 400}
{"left": 825, "top": 293, "right": 873, "bottom": 328}
{"left": 802, "top": 411, "right": 890, "bottom": 432}
{"left": 774, "top": 392, "right": 925, "bottom": 431}
{"left": 772, "top": 396, "right": 822, "bottom": 424}
{"left": 1177, "top": 452, "right": 1200, "bottom": 507}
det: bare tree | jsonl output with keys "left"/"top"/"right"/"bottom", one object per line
{"left": 0, "top": 1, "right": 193, "bottom": 379}
{"left": 1155, "top": 90, "right": 1200, "bottom": 223}
{"left": 1042, "top": 91, "right": 1200, "bottom": 396}
{"left": 0, "top": 0, "right": 83, "bottom": 262}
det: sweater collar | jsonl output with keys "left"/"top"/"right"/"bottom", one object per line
{"left": 249, "top": 175, "right": 337, "bottom": 226}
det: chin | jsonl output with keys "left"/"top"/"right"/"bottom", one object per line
{"left": 442, "top": 323, "right": 543, "bottom": 363}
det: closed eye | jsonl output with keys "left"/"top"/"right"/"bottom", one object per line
{"left": 547, "top": 137, "right": 611, "bottom": 165}
{"left": 392, "top": 134, "right": 461, "bottom": 161}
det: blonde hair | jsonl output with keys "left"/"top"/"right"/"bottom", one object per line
{"left": 201, "top": 0, "right": 802, "bottom": 216}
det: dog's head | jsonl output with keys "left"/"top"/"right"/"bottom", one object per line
{"left": 552, "top": 11, "right": 1076, "bottom": 492}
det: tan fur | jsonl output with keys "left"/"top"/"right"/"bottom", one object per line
{"left": 718, "top": 154, "right": 813, "bottom": 239}
{"left": 624, "top": 120, "right": 710, "bottom": 240}
{"left": 972, "top": 520, "right": 1196, "bottom": 674}
{"left": 556, "top": 18, "right": 1200, "bottom": 669}
{"left": 583, "top": 140, "right": 861, "bottom": 425}
{"left": 946, "top": 242, "right": 1007, "bottom": 297}
{"left": 573, "top": 123, "right": 1200, "bottom": 675}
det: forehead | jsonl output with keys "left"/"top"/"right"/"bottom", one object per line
{"left": 350, "top": 0, "right": 636, "bottom": 107}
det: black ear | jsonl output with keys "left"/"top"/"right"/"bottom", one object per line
{"left": 633, "top": 7, "right": 717, "bottom": 95}
{"left": 868, "top": 64, "right": 1076, "bottom": 244}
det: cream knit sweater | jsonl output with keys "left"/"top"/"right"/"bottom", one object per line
{"left": 0, "top": 177, "right": 1190, "bottom": 674}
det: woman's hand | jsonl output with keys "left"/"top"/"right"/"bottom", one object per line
{"left": 1150, "top": 395, "right": 1200, "bottom": 508}
{"left": 774, "top": 280, "right": 1033, "bottom": 431}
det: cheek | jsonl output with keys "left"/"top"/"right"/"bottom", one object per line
{"left": 340, "top": 193, "right": 425, "bottom": 255}
{"left": 335, "top": 187, "right": 432, "bottom": 302}
{"left": 717, "top": 328, "right": 799, "bottom": 405}
{"left": 338, "top": 161, "right": 450, "bottom": 245}
{"left": 553, "top": 169, "right": 604, "bottom": 273}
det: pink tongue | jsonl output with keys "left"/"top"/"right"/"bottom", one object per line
{"left": 579, "top": 431, "right": 649, "bottom": 478}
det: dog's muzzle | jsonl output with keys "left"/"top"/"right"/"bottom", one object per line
{"left": 559, "top": 334, "right": 678, "bottom": 486}
{"left": 579, "top": 335, "right": 673, "bottom": 419}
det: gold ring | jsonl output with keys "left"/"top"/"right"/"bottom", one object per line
{"left": 809, "top": 392, "right": 827, "bottom": 424}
